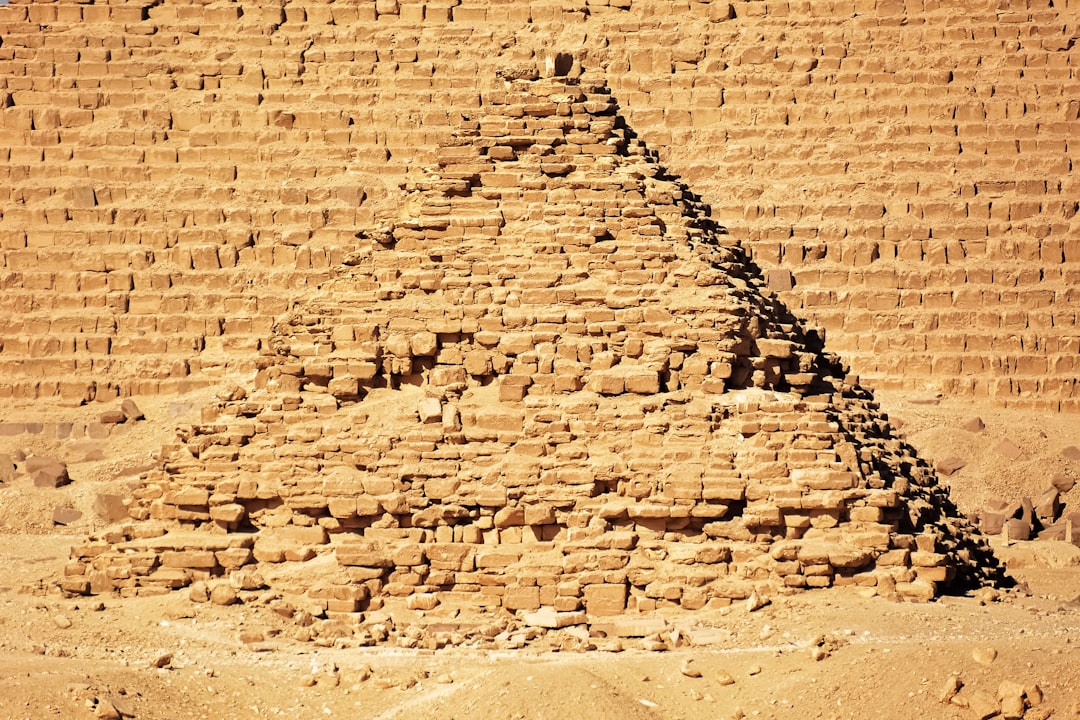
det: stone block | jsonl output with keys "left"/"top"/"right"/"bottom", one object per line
{"left": 121, "top": 399, "right": 144, "bottom": 421}
{"left": 0, "top": 454, "right": 16, "bottom": 483}
{"left": 503, "top": 586, "right": 540, "bottom": 610}
{"left": 583, "top": 583, "right": 627, "bottom": 616}
{"left": 209, "top": 504, "right": 246, "bottom": 524}
{"left": 410, "top": 332, "right": 438, "bottom": 356}
{"left": 417, "top": 397, "right": 442, "bottom": 423}
{"left": 53, "top": 507, "right": 83, "bottom": 526}
{"left": 335, "top": 540, "right": 392, "bottom": 568}
{"left": 935, "top": 456, "right": 966, "bottom": 476}
{"left": 991, "top": 438, "right": 1025, "bottom": 461}
{"left": 791, "top": 468, "right": 857, "bottom": 490}
{"left": 33, "top": 461, "right": 70, "bottom": 488}
{"left": 427, "top": 544, "right": 474, "bottom": 571}
{"left": 161, "top": 550, "right": 218, "bottom": 569}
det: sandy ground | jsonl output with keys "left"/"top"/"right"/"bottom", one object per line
{"left": 0, "top": 390, "right": 1078, "bottom": 720}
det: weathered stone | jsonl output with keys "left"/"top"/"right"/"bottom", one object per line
{"left": 53, "top": 507, "right": 83, "bottom": 525}
{"left": 121, "top": 399, "right": 144, "bottom": 421}
{"left": 33, "top": 461, "right": 70, "bottom": 488}
{"left": 583, "top": 584, "right": 626, "bottom": 616}
{"left": 935, "top": 456, "right": 966, "bottom": 476}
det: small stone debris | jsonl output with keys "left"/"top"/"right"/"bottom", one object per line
{"left": 991, "top": 438, "right": 1025, "bottom": 461}
{"left": 93, "top": 699, "right": 121, "bottom": 720}
{"left": 406, "top": 593, "right": 439, "bottom": 611}
{"left": 972, "top": 587, "right": 1000, "bottom": 605}
{"left": 93, "top": 494, "right": 128, "bottom": 523}
{"left": 209, "top": 583, "right": 238, "bottom": 606}
{"left": 968, "top": 690, "right": 999, "bottom": 720}
{"left": 109, "top": 696, "right": 136, "bottom": 718}
{"left": 640, "top": 637, "right": 667, "bottom": 652}
{"left": 747, "top": 665, "right": 762, "bottom": 676}
{"left": 977, "top": 488, "right": 1079, "bottom": 547}
{"left": 1051, "top": 473, "right": 1075, "bottom": 493}
{"left": 1062, "top": 446, "right": 1080, "bottom": 462}
{"left": 997, "top": 680, "right": 1026, "bottom": 720}
{"left": 680, "top": 658, "right": 702, "bottom": 678}
{"left": 151, "top": 652, "right": 172, "bottom": 669}
{"left": 99, "top": 409, "right": 127, "bottom": 425}
{"left": 120, "top": 399, "right": 144, "bottom": 421}
{"left": 960, "top": 417, "right": 985, "bottom": 433}
{"left": 808, "top": 634, "right": 844, "bottom": 661}
{"left": 28, "top": 457, "right": 70, "bottom": 488}
{"left": 521, "top": 607, "right": 587, "bottom": 629}
{"left": 188, "top": 581, "right": 209, "bottom": 603}
{"left": 53, "top": 614, "right": 72, "bottom": 629}
{"left": 238, "top": 629, "right": 265, "bottom": 645}
{"left": 971, "top": 646, "right": 997, "bottom": 666}
{"left": 938, "top": 673, "right": 963, "bottom": 704}
{"left": 0, "top": 453, "right": 15, "bottom": 483}
{"left": 936, "top": 456, "right": 967, "bottom": 476}
{"left": 745, "top": 591, "right": 769, "bottom": 613}
{"left": 216, "top": 385, "right": 247, "bottom": 402}
{"left": 53, "top": 507, "right": 83, "bottom": 525}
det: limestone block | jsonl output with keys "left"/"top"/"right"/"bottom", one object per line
{"left": 499, "top": 376, "right": 532, "bottom": 402}
{"left": 216, "top": 548, "right": 253, "bottom": 569}
{"left": 583, "top": 583, "right": 627, "bottom": 616}
{"left": 430, "top": 366, "right": 467, "bottom": 387}
{"left": 411, "top": 332, "right": 438, "bottom": 357}
{"left": 209, "top": 504, "right": 246, "bottom": 524}
{"left": 165, "top": 488, "right": 210, "bottom": 506}
{"left": 93, "top": 494, "right": 128, "bottom": 522}
{"left": 467, "top": 407, "right": 524, "bottom": 436}
{"left": 702, "top": 477, "right": 746, "bottom": 501}
{"left": 413, "top": 504, "right": 469, "bottom": 527}
{"left": 499, "top": 333, "right": 535, "bottom": 356}
{"left": 161, "top": 551, "right": 218, "bottom": 569}
{"left": 32, "top": 460, "right": 70, "bottom": 488}
{"left": 335, "top": 540, "right": 392, "bottom": 568}
{"left": 328, "top": 376, "right": 361, "bottom": 398}
{"left": 423, "top": 477, "right": 460, "bottom": 500}
{"left": 585, "top": 373, "right": 624, "bottom": 395}
{"left": 755, "top": 339, "right": 794, "bottom": 359}
{"left": 120, "top": 399, "right": 144, "bottom": 421}
{"left": 503, "top": 586, "right": 541, "bottom": 610}
{"left": 418, "top": 397, "right": 442, "bottom": 423}
{"left": 791, "top": 468, "right": 857, "bottom": 490}
{"left": 662, "top": 478, "right": 703, "bottom": 500}
{"left": 427, "top": 544, "right": 475, "bottom": 571}
{"left": 357, "top": 495, "right": 381, "bottom": 516}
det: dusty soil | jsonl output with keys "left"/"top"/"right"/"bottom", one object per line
{"left": 1, "top": 390, "right": 1079, "bottom": 720}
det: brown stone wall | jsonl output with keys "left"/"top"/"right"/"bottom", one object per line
{"left": 0, "top": 0, "right": 1078, "bottom": 408}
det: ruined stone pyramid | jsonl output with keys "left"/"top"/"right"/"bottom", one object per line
{"left": 65, "top": 67, "right": 1000, "bottom": 632}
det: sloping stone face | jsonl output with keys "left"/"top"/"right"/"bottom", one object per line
{"left": 64, "top": 73, "right": 1000, "bottom": 622}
